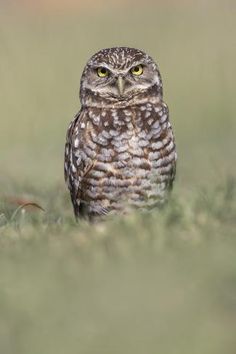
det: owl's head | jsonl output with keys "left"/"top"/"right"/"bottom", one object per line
{"left": 80, "top": 47, "right": 163, "bottom": 106}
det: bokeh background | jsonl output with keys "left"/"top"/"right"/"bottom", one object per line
{"left": 0, "top": 1, "right": 236, "bottom": 354}
{"left": 1, "top": 0, "right": 235, "bottom": 190}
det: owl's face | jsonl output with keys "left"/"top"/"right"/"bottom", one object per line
{"left": 80, "top": 47, "right": 163, "bottom": 104}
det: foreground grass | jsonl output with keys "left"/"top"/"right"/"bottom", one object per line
{"left": 0, "top": 179, "right": 236, "bottom": 354}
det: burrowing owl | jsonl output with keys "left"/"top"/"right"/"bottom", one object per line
{"left": 65, "top": 47, "right": 177, "bottom": 220}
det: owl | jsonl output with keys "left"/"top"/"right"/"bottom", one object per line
{"left": 64, "top": 47, "right": 177, "bottom": 220}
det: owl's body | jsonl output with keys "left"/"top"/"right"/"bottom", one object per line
{"left": 65, "top": 47, "right": 176, "bottom": 219}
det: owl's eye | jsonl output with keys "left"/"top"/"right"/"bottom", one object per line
{"left": 131, "top": 64, "right": 143, "bottom": 76}
{"left": 97, "top": 67, "right": 109, "bottom": 78}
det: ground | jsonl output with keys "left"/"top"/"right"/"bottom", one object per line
{"left": 0, "top": 2, "right": 236, "bottom": 353}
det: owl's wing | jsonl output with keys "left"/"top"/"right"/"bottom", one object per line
{"left": 65, "top": 110, "right": 109, "bottom": 218}
{"left": 64, "top": 111, "right": 86, "bottom": 215}
{"left": 169, "top": 156, "right": 177, "bottom": 189}
{"left": 166, "top": 129, "right": 177, "bottom": 191}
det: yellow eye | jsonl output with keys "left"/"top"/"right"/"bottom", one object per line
{"left": 131, "top": 64, "right": 143, "bottom": 76}
{"left": 97, "top": 67, "right": 109, "bottom": 77}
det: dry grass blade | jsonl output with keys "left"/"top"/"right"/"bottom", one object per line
{"left": 10, "top": 202, "right": 45, "bottom": 222}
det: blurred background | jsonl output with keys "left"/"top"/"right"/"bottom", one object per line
{"left": 0, "top": 1, "right": 236, "bottom": 354}
{"left": 0, "top": 0, "right": 235, "bottom": 192}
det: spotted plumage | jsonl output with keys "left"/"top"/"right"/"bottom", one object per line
{"left": 65, "top": 47, "right": 177, "bottom": 220}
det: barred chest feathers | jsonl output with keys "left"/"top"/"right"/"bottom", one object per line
{"left": 65, "top": 100, "right": 176, "bottom": 218}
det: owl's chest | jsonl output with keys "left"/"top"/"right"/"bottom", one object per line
{"left": 85, "top": 105, "right": 163, "bottom": 158}
{"left": 77, "top": 104, "right": 174, "bottom": 206}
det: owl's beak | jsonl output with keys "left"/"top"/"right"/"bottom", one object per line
{"left": 117, "top": 76, "right": 125, "bottom": 96}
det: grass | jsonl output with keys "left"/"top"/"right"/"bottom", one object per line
{"left": 0, "top": 181, "right": 236, "bottom": 354}
{"left": 0, "top": 1, "right": 236, "bottom": 353}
